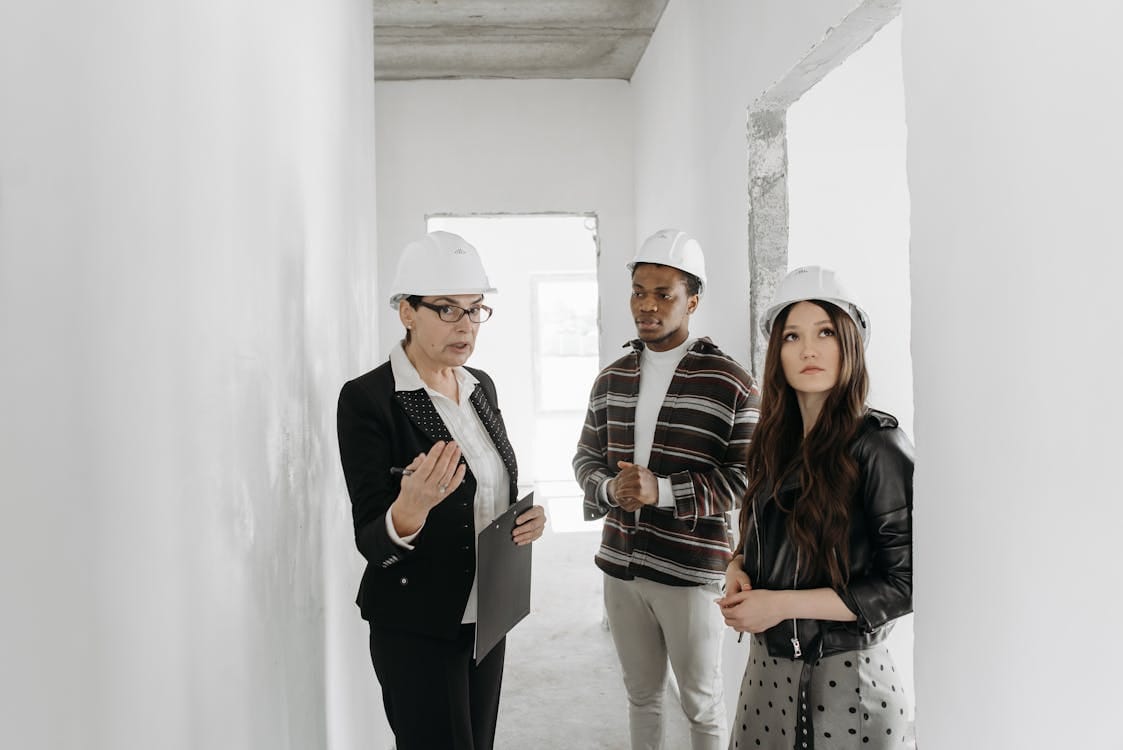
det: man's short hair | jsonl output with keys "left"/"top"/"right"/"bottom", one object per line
{"left": 631, "top": 262, "right": 702, "bottom": 297}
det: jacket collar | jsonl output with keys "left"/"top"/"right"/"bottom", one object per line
{"left": 623, "top": 335, "right": 718, "bottom": 354}
{"left": 389, "top": 341, "right": 478, "bottom": 400}
{"left": 863, "top": 408, "right": 899, "bottom": 430}
{"left": 467, "top": 386, "right": 519, "bottom": 483}
{"left": 393, "top": 389, "right": 453, "bottom": 445}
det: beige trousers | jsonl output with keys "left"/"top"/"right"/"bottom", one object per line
{"left": 604, "top": 574, "right": 728, "bottom": 750}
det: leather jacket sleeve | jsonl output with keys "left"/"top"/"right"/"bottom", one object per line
{"left": 835, "top": 425, "right": 914, "bottom": 632}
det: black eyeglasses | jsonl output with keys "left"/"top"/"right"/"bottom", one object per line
{"left": 415, "top": 300, "right": 494, "bottom": 323}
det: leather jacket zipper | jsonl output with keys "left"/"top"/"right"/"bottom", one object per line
{"left": 791, "top": 558, "right": 802, "bottom": 658}
{"left": 754, "top": 498, "right": 802, "bottom": 659}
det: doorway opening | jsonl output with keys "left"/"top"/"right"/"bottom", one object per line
{"left": 426, "top": 213, "right": 602, "bottom": 533}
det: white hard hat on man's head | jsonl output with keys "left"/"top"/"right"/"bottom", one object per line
{"left": 388, "top": 231, "right": 497, "bottom": 309}
{"left": 762, "top": 265, "right": 871, "bottom": 344}
{"left": 627, "top": 229, "right": 707, "bottom": 293}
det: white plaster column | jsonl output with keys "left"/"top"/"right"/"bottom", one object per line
{"left": 903, "top": 1, "right": 1123, "bottom": 746}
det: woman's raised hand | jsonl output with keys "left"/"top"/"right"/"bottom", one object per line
{"left": 399, "top": 441, "right": 466, "bottom": 512}
{"left": 389, "top": 441, "right": 467, "bottom": 537}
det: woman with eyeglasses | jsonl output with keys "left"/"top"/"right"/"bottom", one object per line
{"left": 336, "top": 230, "right": 546, "bottom": 750}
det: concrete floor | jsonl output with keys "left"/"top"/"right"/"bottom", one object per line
{"left": 494, "top": 497, "right": 690, "bottom": 749}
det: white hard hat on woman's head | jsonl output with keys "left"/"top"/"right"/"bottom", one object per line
{"left": 627, "top": 229, "right": 707, "bottom": 293}
{"left": 762, "top": 265, "right": 871, "bottom": 344}
{"left": 388, "top": 231, "right": 497, "bottom": 309}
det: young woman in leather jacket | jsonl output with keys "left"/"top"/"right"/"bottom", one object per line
{"left": 717, "top": 266, "right": 914, "bottom": 749}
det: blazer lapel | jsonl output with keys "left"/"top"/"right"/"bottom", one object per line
{"left": 469, "top": 386, "right": 519, "bottom": 486}
{"left": 394, "top": 385, "right": 518, "bottom": 491}
{"left": 394, "top": 389, "right": 454, "bottom": 445}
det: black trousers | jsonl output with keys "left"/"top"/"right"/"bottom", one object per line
{"left": 369, "top": 623, "right": 505, "bottom": 750}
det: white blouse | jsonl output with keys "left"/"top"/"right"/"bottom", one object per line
{"left": 386, "top": 343, "right": 511, "bottom": 624}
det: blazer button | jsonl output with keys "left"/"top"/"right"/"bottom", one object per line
{"left": 399, "top": 577, "right": 408, "bottom": 586}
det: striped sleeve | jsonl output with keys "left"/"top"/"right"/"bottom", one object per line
{"left": 574, "top": 378, "right": 616, "bottom": 521}
{"left": 668, "top": 380, "right": 760, "bottom": 525}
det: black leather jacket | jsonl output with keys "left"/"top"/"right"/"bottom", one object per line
{"left": 741, "top": 409, "right": 913, "bottom": 661}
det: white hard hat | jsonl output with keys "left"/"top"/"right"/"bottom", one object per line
{"left": 761, "top": 265, "right": 871, "bottom": 344}
{"left": 627, "top": 229, "right": 707, "bottom": 293}
{"left": 388, "top": 231, "right": 497, "bottom": 309}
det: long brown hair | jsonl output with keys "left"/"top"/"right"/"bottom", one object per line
{"left": 738, "top": 300, "right": 869, "bottom": 588}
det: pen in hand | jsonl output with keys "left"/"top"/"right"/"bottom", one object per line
{"left": 389, "top": 467, "right": 414, "bottom": 476}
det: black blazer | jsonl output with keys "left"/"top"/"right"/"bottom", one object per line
{"left": 336, "top": 360, "right": 519, "bottom": 641}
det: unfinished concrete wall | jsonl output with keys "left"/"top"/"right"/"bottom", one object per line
{"left": 0, "top": 2, "right": 379, "bottom": 748}
{"left": 903, "top": 1, "right": 1123, "bottom": 746}
{"left": 746, "top": 1, "right": 901, "bottom": 376}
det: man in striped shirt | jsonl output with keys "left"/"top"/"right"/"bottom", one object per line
{"left": 573, "top": 229, "right": 760, "bottom": 750}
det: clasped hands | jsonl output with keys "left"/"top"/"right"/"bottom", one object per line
{"left": 605, "top": 464, "right": 786, "bottom": 633}
{"left": 715, "top": 560, "right": 786, "bottom": 634}
{"left": 608, "top": 460, "right": 659, "bottom": 512}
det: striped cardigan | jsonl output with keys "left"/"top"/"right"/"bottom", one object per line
{"left": 573, "top": 337, "right": 761, "bottom": 586}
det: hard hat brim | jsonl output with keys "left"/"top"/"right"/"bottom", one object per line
{"left": 761, "top": 298, "right": 871, "bottom": 345}
{"left": 626, "top": 261, "right": 706, "bottom": 294}
{"left": 389, "top": 286, "right": 498, "bottom": 309}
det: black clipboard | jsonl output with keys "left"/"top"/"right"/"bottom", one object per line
{"left": 474, "top": 492, "right": 534, "bottom": 664}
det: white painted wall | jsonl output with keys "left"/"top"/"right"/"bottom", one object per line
{"left": 786, "top": 15, "right": 915, "bottom": 712}
{"left": 631, "top": 0, "right": 864, "bottom": 367}
{"left": 0, "top": 2, "right": 381, "bottom": 748}
{"left": 374, "top": 79, "right": 635, "bottom": 371}
{"left": 787, "top": 16, "right": 912, "bottom": 438}
{"left": 630, "top": 0, "right": 873, "bottom": 721}
{"left": 903, "top": 1, "right": 1123, "bottom": 747}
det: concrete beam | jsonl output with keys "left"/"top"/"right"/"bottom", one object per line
{"left": 373, "top": 0, "right": 668, "bottom": 80}
{"left": 746, "top": 0, "right": 901, "bottom": 377}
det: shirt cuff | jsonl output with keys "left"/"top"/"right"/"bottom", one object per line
{"left": 386, "top": 505, "right": 421, "bottom": 549}
{"left": 656, "top": 476, "right": 675, "bottom": 508}
{"left": 597, "top": 476, "right": 617, "bottom": 507}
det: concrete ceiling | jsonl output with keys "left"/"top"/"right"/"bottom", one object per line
{"left": 374, "top": 0, "right": 669, "bottom": 81}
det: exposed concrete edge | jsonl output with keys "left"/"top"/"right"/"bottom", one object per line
{"left": 745, "top": 0, "right": 900, "bottom": 377}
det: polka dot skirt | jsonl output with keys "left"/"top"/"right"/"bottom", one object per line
{"left": 729, "top": 638, "right": 913, "bottom": 749}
